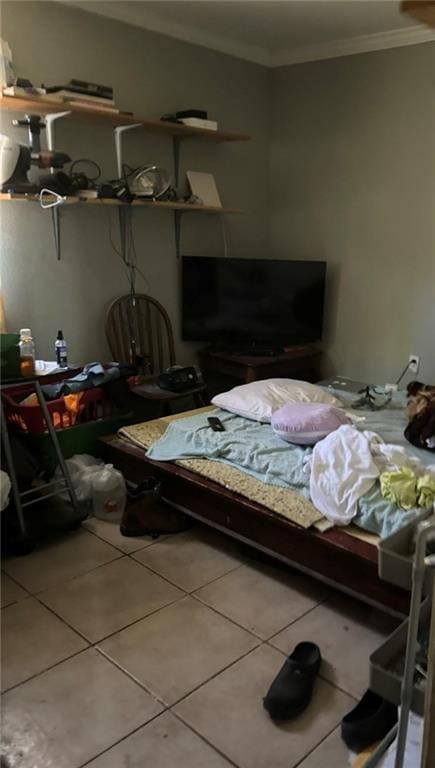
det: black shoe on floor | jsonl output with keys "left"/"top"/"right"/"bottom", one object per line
{"left": 341, "top": 690, "right": 398, "bottom": 753}
{"left": 263, "top": 642, "right": 322, "bottom": 721}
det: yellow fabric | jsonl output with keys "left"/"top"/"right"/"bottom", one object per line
{"left": 417, "top": 474, "right": 435, "bottom": 508}
{"left": 380, "top": 468, "right": 435, "bottom": 510}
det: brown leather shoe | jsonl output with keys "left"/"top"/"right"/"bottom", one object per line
{"left": 120, "top": 478, "right": 193, "bottom": 537}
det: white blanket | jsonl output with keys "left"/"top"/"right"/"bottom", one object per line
{"left": 309, "top": 425, "right": 433, "bottom": 525}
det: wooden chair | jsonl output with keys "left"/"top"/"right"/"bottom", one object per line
{"left": 105, "top": 294, "right": 206, "bottom": 413}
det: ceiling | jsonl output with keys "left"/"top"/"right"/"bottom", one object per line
{"left": 65, "top": 1, "right": 435, "bottom": 66}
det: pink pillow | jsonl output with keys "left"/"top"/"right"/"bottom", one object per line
{"left": 271, "top": 402, "right": 351, "bottom": 445}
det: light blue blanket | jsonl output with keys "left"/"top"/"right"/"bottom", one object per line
{"left": 147, "top": 389, "right": 433, "bottom": 538}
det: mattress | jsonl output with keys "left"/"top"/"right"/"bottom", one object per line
{"left": 118, "top": 406, "right": 323, "bottom": 529}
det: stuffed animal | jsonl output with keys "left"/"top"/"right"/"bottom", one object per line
{"left": 405, "top": 381, "right": 435, "bottom": 452}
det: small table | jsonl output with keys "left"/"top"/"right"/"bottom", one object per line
{"left": 199, "top": 346, "right": 321, "bottom": 387}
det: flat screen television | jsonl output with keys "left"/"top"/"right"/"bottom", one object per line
{"left": 182, "top": 256, "right": 326, "bottom": 346}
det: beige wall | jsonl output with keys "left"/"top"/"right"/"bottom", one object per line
{"left": 0, "top": 1, "right": 270, "bottom": 363}
{"left": 270, "top": 43, "right": 435, "bottom": 382}
{"left": 1, "top": 2, "right": 434, "bottom": 382}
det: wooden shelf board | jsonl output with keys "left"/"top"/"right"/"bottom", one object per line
{"left": 0, "top": 192, "right": 243, "bottom": 214}
{"left": 0, "top": 192, "right": 78, "bottom": 205}
{"left": 0, "top": 95, "right": 250, "bottom": 142}
{"left": 401, "top": 1, "right": 435, "bottom": 27}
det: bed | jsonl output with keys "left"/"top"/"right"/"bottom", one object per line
{"left": 100, "top": 394, "right": 425, "bottom": 616}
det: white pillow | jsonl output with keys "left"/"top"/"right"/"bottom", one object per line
{"left": 211, "top": 378, "right": 342, "bottom": 423}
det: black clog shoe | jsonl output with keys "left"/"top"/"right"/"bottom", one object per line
{"left": 341, "top": 690, "right": 398, "bottom": 753}
{"left": 263, "top": 642, "right": 322, "bottom": 721}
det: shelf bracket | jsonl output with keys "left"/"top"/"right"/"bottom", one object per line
{"left": 44, "top": 111, "right": 71, "bottom": 261}
{"left": 114, "top": 123, "right": 142, "bottom": 179}
{"left": 173, "top": 210, "right": 183, "bottom": 260}
{"left": 172, "top": 136, "right": 181, "bottom": 189}
{"left": 52, "top": 206, "right": 62, "bottom": 262}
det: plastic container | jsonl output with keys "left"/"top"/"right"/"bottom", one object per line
{"left": 92, "top": 464, "right": 126, "bottom": 523}
{"left": 369, "top": 598, "right": 430, "bottom": 717}
{"left": 19, "top": 328, "right": 35, "bottom": 378}
{"left": 2, "top": 384, "right": 108, "bottom": 433}
{"left": 378, "top": 508, "right": 434, "bottom": 590}
{"left": 55, "top": 330, "right": 68, "bottom": 368}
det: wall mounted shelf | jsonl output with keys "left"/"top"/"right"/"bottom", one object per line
{"left": 0, "top": 94, "right": 250, "bottom": 261}
{"left": 0, "top": 192, "right": 243, "bottom": 215}
{"left": 0, "top": 95, "right": 251, "bottom": 143}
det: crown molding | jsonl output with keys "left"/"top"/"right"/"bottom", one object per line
{"left": 66, "top": 1, "right": 271, "bottom": 66}
{"left": 272, "top": 25, "right": 435, "bottom": 67}
{"left": 64, "top": 2, "right": 435, "bottom": 69}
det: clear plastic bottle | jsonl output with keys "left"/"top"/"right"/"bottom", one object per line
{"left": 55, "top": 330, "right": 68, "bottom": 368}
{"left": 91, "top": 464, "right": 126, "bottom": 523}
{"left": 19, "top": 328, "right": 35, "bottom": 377}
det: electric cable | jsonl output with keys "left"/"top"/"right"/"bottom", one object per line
{"left": 69, "top": 158, "right": 101, "bottom": 183}
{"left": 396, "top": 360, "right": 414, "bottom": 387}
{"left": 101, "top": 199, "right": 149, "bottom": 293}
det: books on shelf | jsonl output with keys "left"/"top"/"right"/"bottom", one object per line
{"left": 75, "top": 189, "right": 99, "bottom": 199}
{"left": 1, "top": 88, "right": 119, "bottom": 113}
{"left": 62, "top": 99, "right": 119, "bottom": 113}
{"left": 2, "top": 85, "right": 47, "bottom": 98}
{"left": 180, "top": 117, "right": 218, "bottom": 131}
{"left": 65, "top": 79, "right": 113, "bottom": 99}
{"left": 44, "top": 90, "right": 115, "bottom": 105}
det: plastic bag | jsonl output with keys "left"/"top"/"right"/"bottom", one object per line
{"left": 0, "top": 469, "right": 11, "bottom": 511}
{"left": 54, "top": 454, "right": 104, "bottom": 512}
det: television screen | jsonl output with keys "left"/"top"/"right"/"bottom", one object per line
{"left": 182, "top": 256, "right": 326, "bottom": 344}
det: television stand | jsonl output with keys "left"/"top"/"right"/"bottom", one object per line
{"left": 231, "top": 346, "right": 283, "bottom": 357}
{"left": 199, "top": 345, "right": 322, "bottom": 389}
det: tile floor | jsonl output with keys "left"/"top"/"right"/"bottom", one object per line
{"left": 1, "top": 520, "right": 398, "bottom": 768}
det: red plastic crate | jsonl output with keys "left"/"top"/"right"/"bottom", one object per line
{"left": 2, "top": 385, "right": 113, "bottom": 434}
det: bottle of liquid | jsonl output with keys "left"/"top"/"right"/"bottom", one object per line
{"left": 19, "top": 328, "right": 36, "bottom": 378}
{"left": 55, "top": 330, "right": 68, "bottom": 368}
{"left": 91, "top": 464, "right": 127, "bottom": 523}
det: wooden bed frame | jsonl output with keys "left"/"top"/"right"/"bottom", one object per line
{"left": 101, "top": 434, "right": 410, "bottom": 616}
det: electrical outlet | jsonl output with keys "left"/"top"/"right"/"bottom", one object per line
{"left": 409, "top": 354, "right": 420, "bottom": 374}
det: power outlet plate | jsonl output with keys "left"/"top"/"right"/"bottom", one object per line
{"left": 409, "top": 354, "right": 420, "bottom": 374}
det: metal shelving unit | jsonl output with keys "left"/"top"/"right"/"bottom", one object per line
{"left": 364, "top": 514, "right": 435, "bottom": 768}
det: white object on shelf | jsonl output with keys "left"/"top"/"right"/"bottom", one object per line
{"left": 0, "top": 39, "right": 14, "bottom": 88}
{"left": 3, "top": 85, "right": 46, "bottom": 97}
{"left": 181, "top": 117, "right": 218, "bottom": 130}
{"left": 186, "top": 170, "right": 222, "bottom": 208}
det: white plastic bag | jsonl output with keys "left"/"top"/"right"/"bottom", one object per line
{"left": 55, "top": 454, "right": 104, "bottom": 509}
{"left": 0, "top": 469, "right": 11, "bottom": 511}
